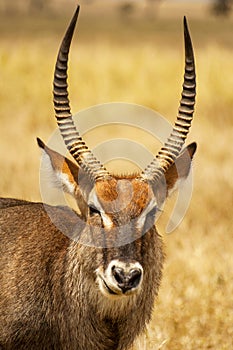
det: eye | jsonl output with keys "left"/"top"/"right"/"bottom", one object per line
{"left": 89, "top": 205, "right": 101, "bottom": 216}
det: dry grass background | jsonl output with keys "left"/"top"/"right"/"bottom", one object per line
{"left": 0, "top": 1, "right": 233, "bottom": 349}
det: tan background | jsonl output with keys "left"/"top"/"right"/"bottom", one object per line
{"left": 0, "top": 1, "right": 232, "bottom": 349}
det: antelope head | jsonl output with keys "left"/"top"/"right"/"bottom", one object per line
{"left": 37, "top": 6, "right": 196, "bottom": 301}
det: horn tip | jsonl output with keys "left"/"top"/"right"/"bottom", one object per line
{"left": 72, "top": 4, "right": 81, "bottom": 25}
{"left": 183, "top": 16, "right": 188, "bottom": 33}
{"left": 75, "top": 4, "right": 80, "bottom": 16}
{"left": 183, "top": 15, "right": 195, "bottom": 60}
{"left": 68, "top": 4, "right": 81, "bottom": 33}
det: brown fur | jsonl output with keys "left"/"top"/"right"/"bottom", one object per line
{"left": 0, "top": 200, "right": 164, "bottom": 350}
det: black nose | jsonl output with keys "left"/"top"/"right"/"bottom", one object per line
{"left": 112, "top": 266, "right": 142, "bottom": 293}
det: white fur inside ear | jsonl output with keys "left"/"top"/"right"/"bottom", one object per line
{"left": 56, "top": 172, "right": 75, "bottom": 195}
{"left": 41, "top": 150, "right": 75, "bottom": 195}
{"left": 41, "top": 150, "right": 59, "bottom": 187}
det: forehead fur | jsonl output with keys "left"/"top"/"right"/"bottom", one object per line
{"left": 95, "top": 178, "right": 153, "bottom": 216}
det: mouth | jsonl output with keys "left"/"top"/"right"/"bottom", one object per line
{"left": 99, "top": 275, "right": 119, "bottom": 295}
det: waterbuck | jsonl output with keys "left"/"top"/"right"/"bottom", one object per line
{"left": 0, "top": 6, "right": 197, "bottom": 350}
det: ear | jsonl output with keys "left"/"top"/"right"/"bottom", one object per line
{"left": 165, "top": 142, "right": 197, "bottom": 196}
{"left": 37, "top": 137, "right": 88, "bottom": 218}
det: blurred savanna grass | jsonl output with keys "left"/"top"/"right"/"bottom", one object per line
{"left": 0, "top": 1, "right": 232, "bottom": 349}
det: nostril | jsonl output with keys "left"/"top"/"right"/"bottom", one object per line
{"left": 128, "top": 269, "right": 142, "bottom": 289}
{"left": 112, "top": 266, "right": 125, "bottom": 285}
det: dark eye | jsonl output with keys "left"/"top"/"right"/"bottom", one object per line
{"left": 89, "top": 205, "right": 101, "bottom": 216}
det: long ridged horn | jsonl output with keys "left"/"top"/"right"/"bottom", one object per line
{"left": 53, "top": 5, "right": 111, "bottom": 182}
{"left": 142, "top": 17, "right": 196, "bottom": 182}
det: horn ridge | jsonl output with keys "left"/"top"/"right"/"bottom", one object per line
{"left": 141, "top": 16, "right": 196, "bottom": 181}
{"left": 53, "top": 5, "right": 111, "bottom": 182}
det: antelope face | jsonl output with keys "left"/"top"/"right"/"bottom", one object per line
{"left": 88, "top": 178, "right": 156, "bottom": 297}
